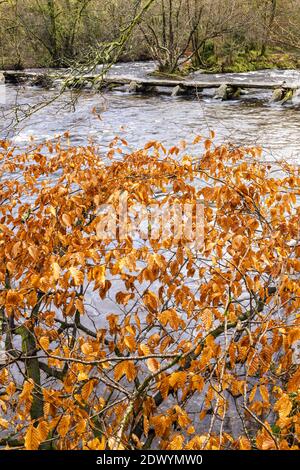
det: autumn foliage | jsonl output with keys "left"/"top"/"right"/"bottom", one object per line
{"left": 0, "top": 135, "right": 299, "bottom": 450}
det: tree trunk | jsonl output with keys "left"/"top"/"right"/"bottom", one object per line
{"left": 47, "top": 0, "right": 60, "bottom": 65}
{"left": 261, "top": 0, "right": 277, "bottom": 56}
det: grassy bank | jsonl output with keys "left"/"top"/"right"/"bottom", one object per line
{"left": 202, "top": 48, "right": 300, "bottom": 73}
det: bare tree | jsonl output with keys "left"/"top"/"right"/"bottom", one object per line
{"left": 260, "top": 0, "right": 277, "bottom": 56}
{"left": 140, "top": 0, "right": 248, "bottom": 74}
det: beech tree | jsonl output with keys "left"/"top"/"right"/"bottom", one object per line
{"left": 0, "top": 134, "right": 299, "bottom": 450}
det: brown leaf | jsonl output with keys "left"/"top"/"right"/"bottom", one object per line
{"left": 57, "top": 414, "right": 71, "bottom": 438}
{"left": 25, "top": 425, "right": 42, "bottom": 450}
{"left": 146, "top": 358, "right": 159, "bottom": 373}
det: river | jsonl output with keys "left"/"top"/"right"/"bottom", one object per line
{"left": 1, "top": 62, "right": 300, "bottom": 163}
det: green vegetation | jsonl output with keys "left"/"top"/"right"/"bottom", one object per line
{"left": 203, "top": 49, "right": 300, "bottom": 73}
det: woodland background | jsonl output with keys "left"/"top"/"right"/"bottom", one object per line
{"left": 1, "top": 1, "right": 300, "bottom": 73}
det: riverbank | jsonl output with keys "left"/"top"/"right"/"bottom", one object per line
{"left": 3, "top": 49, "right": 300, "bottom": 76}
{"left": 196, "top": 49, "right": 300, "bottom": 74}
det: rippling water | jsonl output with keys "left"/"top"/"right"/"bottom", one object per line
{"left": 1, "top": 63, "right": 300, "bottom": 163}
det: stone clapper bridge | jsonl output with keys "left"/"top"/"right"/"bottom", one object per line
{"left": 2, "top": 69, "right": 300, "bottom": 103}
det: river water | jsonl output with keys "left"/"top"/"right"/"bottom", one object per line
{"left": 1, "top": 62, "right": 300, "bottom": 163}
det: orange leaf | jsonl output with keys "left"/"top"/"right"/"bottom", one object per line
{"left": 25, "top": 425, "right": 42, "bottom": 450}
{"left": 146, "top": 358, "right": 159, "bottom": 373}
{"left": 69, "top": 267, "right": 84, "bottom": 286}
{"left": 143, "top": 291, "right": 160, "bottom": 312}
{"left": 57, "top": 414, "right": 71, "bottom": 438}
{"left": 37, "top": 421, "right": 49, "bottom": 442}
{"left": 62, "top": 213, "right": 72, "bottom": 227}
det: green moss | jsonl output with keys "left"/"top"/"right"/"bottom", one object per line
{"left": 202, "top": 49, "right": 300, "bottom": 74}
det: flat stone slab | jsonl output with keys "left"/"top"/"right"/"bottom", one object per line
{"left": 2, "top": 70, "right": 300, "bottom": 91}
